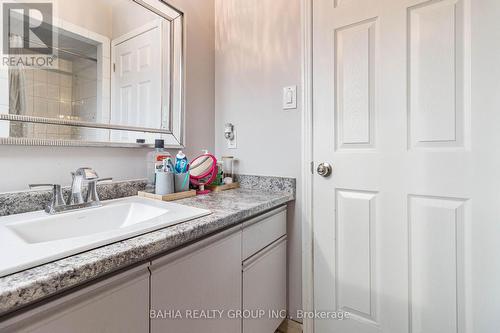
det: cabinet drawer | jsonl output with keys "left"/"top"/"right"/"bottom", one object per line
{"left": 243, "top": 237, "right": 287, "bottom": 333}
{"left": 242, "top": 206, "right": 287, "bottom": 260}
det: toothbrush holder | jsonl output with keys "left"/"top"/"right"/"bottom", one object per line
{"left": 155, "top": 172, "right": 175, "bottom": 195}
{"left": 174, "top": 172, "right": 190, "bottom": 192}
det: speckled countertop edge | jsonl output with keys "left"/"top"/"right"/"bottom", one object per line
{"left": 0, "top": 188, "right": 294, "bottom": 316}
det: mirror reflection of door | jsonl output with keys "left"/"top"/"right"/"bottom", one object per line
{"left": 111, "top": 20, "right": 163, "bottom": 142}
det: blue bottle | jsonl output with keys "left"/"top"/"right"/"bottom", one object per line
{"left": 175, "top": 151, "right": 189, "bottom": 174}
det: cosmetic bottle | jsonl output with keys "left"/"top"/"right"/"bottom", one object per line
{"left": 147, "top": 139, "right": 172, "bottom": 186}
{"left": 214, "top": 161, "right": 224, "bottom": 185}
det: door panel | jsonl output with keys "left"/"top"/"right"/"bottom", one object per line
{"left": 335, "top": 18, "right": 376, "bottom": 150}
{"left": 408, "top": 195, "right": 467, "bottom": 333}
{"left": 408, "top": 0, "right": 469, "bottom": 149}
{"left": 336, "top": 190, "right": 378, "bottom": 323}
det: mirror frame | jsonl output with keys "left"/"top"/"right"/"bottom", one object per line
{"left": 0, "top": 0, "right": 185, "bottom": 148}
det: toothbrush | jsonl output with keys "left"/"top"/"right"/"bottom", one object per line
{"left": 163, "top": 158, "right": 174, "bottom": 173}
{"left": 167, "top": 158, "right": 175, "bottom": 172}
{"left": 181, "top": 172, "right": 189, "bottom": 190}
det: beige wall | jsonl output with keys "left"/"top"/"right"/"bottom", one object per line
{"left": 214, "top": 0, "right": 303, "bottom": 320}
{"left": 111, "top": 1, "right": 160, "bottom": 39}
{"left": 54, "top": 0, "right": 113, "bottom": 37}
{"left": 168, "top": 0, "right": 215, "bottom": 159}
{"left": 0, "top": 0, "right": 215, "bottom": 192}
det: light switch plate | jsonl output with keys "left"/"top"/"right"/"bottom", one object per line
{"left": 283, "top": 85, "right": 297, "bottom": 110}
{"left": 228, "top": 129, "right": 237, "bottom": 149}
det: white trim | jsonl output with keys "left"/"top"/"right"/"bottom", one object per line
{"left": 56, "top": 18, "right": 112, "bottom": 140}
{"left": 134, "top": 0, "right": 182, "bottom": 21}
{"left": 301, "top": 0, "right": 314, "bottom": 332}
{"left": 161, "top": 20, "right": 171, "bottom": 131}
{"left": 170, "top": 15, "right": 184, "bottom": 145}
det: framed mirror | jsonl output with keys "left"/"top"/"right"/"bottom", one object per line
{"left": 0, "top": 0, "right": 184, "bottom": 147}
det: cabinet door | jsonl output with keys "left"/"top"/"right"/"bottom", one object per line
{"left": 243, "top": 237, "right": 287, "bottom": 333}
{"left": 150, "top": 227, "right": 242, "bottom": 333}
{"left": 0, "top": 265, "right": 150, "bottom": 333}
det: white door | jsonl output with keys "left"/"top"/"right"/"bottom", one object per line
{"left": 313, "top": 0, "right": 500, "bottom": 332}
{"left": 111, "top": 22, "right": 162, "bottom": 141}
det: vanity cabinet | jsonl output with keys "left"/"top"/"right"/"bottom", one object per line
{"left": 0, "top": 206, "right": 288, "bottom": 333}
{"left": 150, "top": 227, "right": 242, "bottom": 333}
{"left": 0, "top": 265, "right": 150, "bottom": 333}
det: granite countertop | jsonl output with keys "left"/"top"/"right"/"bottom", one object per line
{"left": 0, "top": 185, "right": 294, "bottom": 317}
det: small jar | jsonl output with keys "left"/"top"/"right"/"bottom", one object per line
{"left": 222, "top": 156, "right": 234, "bottom": 184}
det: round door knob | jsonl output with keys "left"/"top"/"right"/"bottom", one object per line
{"left": 317, "top": 162, "right": 332, "bottom": 177}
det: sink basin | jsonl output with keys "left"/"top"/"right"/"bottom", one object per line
{"left": 7, "top": 201, "right": 171, "bottom": 244}
{"left": 0, "top": 196, "right": 211, "bottom": 277}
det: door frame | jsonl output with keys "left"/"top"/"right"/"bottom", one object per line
{"left": 300, "top": 0, "right": 314, "bottom": 332}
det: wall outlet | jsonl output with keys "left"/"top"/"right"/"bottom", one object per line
{"left": 227, "top": 129, "right": 237, "bottom": 149}
{"left": 283, "top": 85, "right": 297, "bottom": 110}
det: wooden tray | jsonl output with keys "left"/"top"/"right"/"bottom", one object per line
{"left": 205, "top": 182, "right": 240, "bottom": 192}
{"left": 138, "top": 190, "right": 196, "bottom": 202}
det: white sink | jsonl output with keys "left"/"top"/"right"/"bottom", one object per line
{"left": 0, "top": 196, "right": 211, "bottom": 277}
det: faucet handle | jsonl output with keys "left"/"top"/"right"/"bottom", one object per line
{"left": 85, "top": 177, "right": 113, "bottom": 203}
{"left": 75, "top": 167, "right": 99, "bottom": 181}
{"left": 29, "top": 183, "right": 58, "bottom": 189}
{"left": 29, "top": 184, "right": 65, "bottom": 214}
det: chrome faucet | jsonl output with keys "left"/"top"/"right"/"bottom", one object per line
{"left": 86, "top": 177, "right": 113, "bottom": 203}
{"left": 67, "top": 168, "right": 98, "bottom": 205}
{"left": 30, "top": 168, "right": 112, "bottom": 214}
